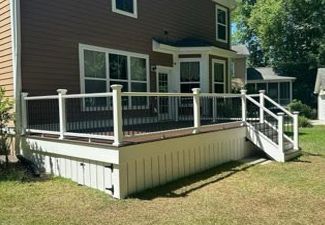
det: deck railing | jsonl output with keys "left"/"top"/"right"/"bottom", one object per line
{"left": 21, "top": 85, "right": 299, "bottom": 150}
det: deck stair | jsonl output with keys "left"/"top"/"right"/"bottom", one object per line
{"left": 243, "top": 91, "right": 301, "bottom": 162}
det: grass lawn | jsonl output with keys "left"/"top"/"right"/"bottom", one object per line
{"left": 0, "top": 127, "right": 325, "bottom": 225}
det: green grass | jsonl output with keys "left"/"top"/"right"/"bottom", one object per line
{"left": 1, "top": 126, "right": 325, "bottom": 225}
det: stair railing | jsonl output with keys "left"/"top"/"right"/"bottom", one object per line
{"left": 260, "top": 91, "right": 299, "bottom": 150}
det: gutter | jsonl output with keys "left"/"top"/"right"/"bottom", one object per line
{"left": 10, "top": 0, "right": 22, "bottom": 101}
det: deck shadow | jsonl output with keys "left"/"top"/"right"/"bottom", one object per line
{"left": 132, "top": 159, "right": 265, "bottom": 200}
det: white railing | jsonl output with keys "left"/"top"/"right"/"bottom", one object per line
{"left": 247, "top": 90, "right": 299, "bottom": 151}
{"left": 21, "top": 85, "right": 244, "bottom": 146}
{"left": 21, "top": 87, "right": 299, "bottom": 151}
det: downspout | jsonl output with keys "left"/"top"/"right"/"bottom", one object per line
{"left": 10, "top": 0, "right": 22, "bottom": 152}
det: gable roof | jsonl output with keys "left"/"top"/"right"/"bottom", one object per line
{"left": 314, "top": 68, "right": 325, "bottom": 94}
{"left": 247, "top": 67, "right": 296, "bottom": 82}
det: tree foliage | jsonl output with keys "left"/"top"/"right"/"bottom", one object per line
{"left": 233, "top": 0, "right": 325, "bottom": 105}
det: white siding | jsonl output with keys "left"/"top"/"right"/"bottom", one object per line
{"left": 23, "top": 127, "right": 253, "bottom": 199}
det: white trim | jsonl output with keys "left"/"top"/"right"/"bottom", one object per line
{"left": 111, "top": 0, "right": 138, "bottom": 18}
{"left": 152, "top": 40, "right": 238, "bottom": 58}
{"left": 211, "top": 59, "right": 227, "bottom": 93}
{"left": 79, "top": 43, "right": 150, "bottom": 109}
{"left": 212, "top": 0, "right": 237, "bottom": 10}
{"left": 215, "top": 4, "right": 228, "bottom": 43}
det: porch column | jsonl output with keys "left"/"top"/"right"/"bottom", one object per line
{"left": 192, "top": 88, "right": 201, "bottom": 134}
{"left": 57, "top": 89, "right": 68, "bottom": 140}
{"left": 241, "top": 89, "right": 247, "bottom": 122}
{"left": 277, "top": 112, "right": 284, "bottom": 152}
{"left": 290, "top": 81, "right": 293, "bottom": 103}
{"left": 293, "top": 111, "right": 299, "bottom": 151}
{"left": 111, "top": 85, "right": 123, "bottom": 147}
{"left": 259, "top": 90, "right": 265, "bottom": 123}
{"left": 21, "top": 92, "right": 29, "bottom": 135}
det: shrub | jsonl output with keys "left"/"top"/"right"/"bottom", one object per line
{"left": 0, "top": 87, "right": 14, "bottom": 167}
{"left": 298, "top": 116, "right": 312, "bottom": 128}
{"left": 288, "top": 100, "right": 315, "bottom": 119}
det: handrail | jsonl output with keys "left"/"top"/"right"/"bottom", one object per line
{"left": 263, "top": 95, "right": 294, "bottom": 117}
{"left": 25, "top": 95, "right": 59, "bottom": 100}
{"left": 122, "top": 92, "right": 194, "bottom": 97}
{"left": 246, "top": 95, "right": 279, "bottom": 121}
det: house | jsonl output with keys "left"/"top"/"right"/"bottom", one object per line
{"left": 232, "top": 45, "right": 296, "bottom": 105}
{"left": 0, "top": 0, "right": 300, "bottom": 199}
{"left": 314, "top": 68, "right": 325, "bottom": 121}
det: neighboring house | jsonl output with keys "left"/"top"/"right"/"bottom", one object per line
{"left": 0, "top": 0, "right": 300, "bottom": 199}
{"left": 314, "top": 68, "right": 325, "bottom": 121}
{"left": 232, "top": 45, "right": 296, "bottom": 105}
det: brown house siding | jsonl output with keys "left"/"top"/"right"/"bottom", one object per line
{"left": 0, "top": 0, "right": 13, "bottom": 98}
{"left": 20, "top": 0, "right": 231, "bottom": 96}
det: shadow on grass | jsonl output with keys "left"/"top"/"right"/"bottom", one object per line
{"left": 0, "top": 162, "right": 50, "bottom": 183}
{"left": 132, "top": 159, "right": 266, "bottom": 200}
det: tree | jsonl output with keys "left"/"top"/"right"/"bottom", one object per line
{"left": 234, "top": 0, "right": 325, "bottom": 105}
{"left": 232, "top": 0, "right": 268, "bottom": 67}
{"left": 0, "top": 87, "right": 14, "bottom": 167}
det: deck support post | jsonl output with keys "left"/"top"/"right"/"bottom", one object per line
{"left": 111, "top": 85, "right": 123, "bottom": 147}
{"left": 57, "top": 89, "right": 67, "bottom": 140}
{"left": 192, "top": 88, "right": 201, "bottom": 134}
{"left": 277, "top": 112, "right": 284, "bottom": 152}
{"left": 259, "top": 90, "right": 265, "bottom": 123}
{"left": 293, "top": 111, "right": 299, "bottom": 151}
{"left": 21, "top": 92, "right": 29, "bottom": 135}
{"left": 241, "top": 89, "right": 247, "bottom": 122}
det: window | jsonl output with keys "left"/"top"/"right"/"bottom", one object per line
{"left": 80, "top": 44, "right": 149, "bottom": 108}
{"left": 216, "top": 5, "right": 228, "bottom": 43}
{"left": 212, "top": 60, "right": 226, "bottom": 93}
{"left": 280, "top": 82, "right": 290, "bottom": 105}
{"left": 180, "top": 61, "right": 200, "bottom": 93}
{"left": 112, "top": 0, "right": 138, "bottom": 18}
{"left": 268, "top": 83, "right": 278, "bottom": 99}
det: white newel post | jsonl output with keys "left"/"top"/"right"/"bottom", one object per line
{"left": 57, "top": 89, "right": 67, "bottom": 140}
{"left": 192, "top": 88, "right": 201, "bottom": 134}
{"left": 277, "top": 112, "right": 284, "bottom": 152}
{"left": 21, "top": 92, "right": 29, "bottom": 135}
{"left": 111, "top": 85, "right": 123, "bottom": 147}
{"left": 241, "top": 89, "right": 247, "bottom": 122}
{"left": 293, "top": 111, "right": 299, "bottom": 150}
{"left": 259, "top": 90, "right": 265, "bottom": 123}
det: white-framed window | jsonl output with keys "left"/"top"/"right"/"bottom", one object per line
{"left": 112, "top": 0, "right": 138, "bottom": 18}
{"left": 212, "top": 59, "right": 226, "bottom": 93}
{"left": 179, "top": 59, "right": 201, "bottom": 93}
{"left": 79, "top": 44, "right": 149, "bottom": 108}
{"left": 216, "top": 5, "right": 228, "bottom": 43}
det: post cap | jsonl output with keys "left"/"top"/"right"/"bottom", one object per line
{"left": 259, "top": 90, "right": 266, "bottom": 94}
{"left": 240, "top": 89, "right": 247, "bottom": 94}
{"left": 292, "top": 111, "right": 300, "bottom": 115}
{"left": 277, "top": 112, "right": 285, "bottom": 116}
{"left": 111, "top": 84, "right": 123, "bottom": 90}
{"left": 21, "top": 92, "right": 29, "bottom": 97}
{"left": 57, "top": 89, "right": 68, "bottom": 95}
{"left": 192, "top": 88, "right": 201, "bottom": 94}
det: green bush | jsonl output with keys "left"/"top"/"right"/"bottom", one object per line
{"left": 298, "top": 116, "right": 312, "bottom": 128}
{"left": 288, "top": 100, "right": 315, "bottom": 119}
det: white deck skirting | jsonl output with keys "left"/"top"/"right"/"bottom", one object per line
{"left": 21, "top": 126, "right": 254, "bottom": 199}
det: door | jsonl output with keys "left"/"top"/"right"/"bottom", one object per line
{"left": 156, "top": 67, "right": 172, "bottom": 119}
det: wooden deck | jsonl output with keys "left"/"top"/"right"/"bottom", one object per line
{"left": 26, "top": 121, "right": 244, "bottom": 147}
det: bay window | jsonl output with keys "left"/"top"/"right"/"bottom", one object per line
{"left": 180, "top": 61, "right": 200, "bottom": 93}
